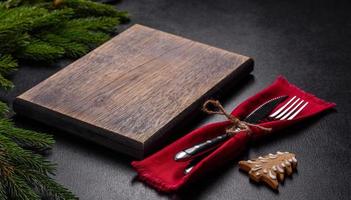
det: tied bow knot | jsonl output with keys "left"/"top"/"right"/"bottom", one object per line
{"left": 202, "top": 100, "right": 272, "bottom": 136}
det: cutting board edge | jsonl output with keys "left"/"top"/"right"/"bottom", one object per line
{"left": 13, "top": 97, "right": 146, "bottom": 158}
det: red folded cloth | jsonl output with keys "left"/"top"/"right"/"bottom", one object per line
{"left": 131, "top": 76, "right": 335, "bottom": 192}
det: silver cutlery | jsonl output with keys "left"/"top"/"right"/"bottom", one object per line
{"left": 174, "top": 96, "right": 288, "bottom": 162}
{"left": 182, "top": 95, "right": 309, "bottom": 174}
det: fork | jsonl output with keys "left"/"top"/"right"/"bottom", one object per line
{"left": 269, "top": 96, "right": 308, "bottom": 120}
{"left": 183, "top": 96, "right": 309, "bottom": 174}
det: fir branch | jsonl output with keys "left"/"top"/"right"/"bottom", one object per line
{"left": 40, "top": 33, "right": 88, "bottom": 58}
{"left": 0, "top": 7, "right": 48, "bottom": 34}
{"left": 0, "top": 55, "right": 17, "bottom": 90}
{"left": 29, "top": 8, "right": 74, "bottom": 32}
{"left": 0, "top": 7, "right": 48, "bottom": 54}
{"left": 115, "top": 11, "right": 129, "bottom": 23}
{"left": 0, "top": 74, "right": 14, "bottom": 90}
{"left": 0, "top": 7, "right": 72, "bottom": 54}
{"left": 0, "top": 0, "right": 129, "bottom": 199}
{"left": 0, "top": 33, "right": 29, "bottom": 55}
{"left": 56, "top": 0, "right": 119, "bottom": 17}
{"left": 18, "top": 40, "right": 65, "bottom": 61}
{"left": 0, "top": 101, "right": 10, "bottom": 117}
{"left": 0, "top": 179, "right": 7, "bottom": 200}
{"left": 20, "top": 170, "right": 77, "bottom": 200}
{"left": 58, "top": 28, "right": 110, "bottom": 48}
{"left": 0, "top": 148, "right": 39, "bottom": 199}
{"left": 5, "top": 173, "right": 40, "bottom": 200}
{"left": 0, "top": 54, "right": 18, "bottom": 75}
{"left": 0, "top": 124, "right": 78, "bottom": 199}
{"left": 66, "top": 17, "right": 119, "bottom": 33}
{"left": 0, "top": 134, "right": 56, "bottom": 175}
{"left": 0, "top": 119, "right": 54, "bottom": 150}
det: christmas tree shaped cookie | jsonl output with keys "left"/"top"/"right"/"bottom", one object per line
{"left": 239, "top": 151, "right": 298, "bottom": 190}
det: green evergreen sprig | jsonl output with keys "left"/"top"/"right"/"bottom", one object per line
{"left": 0, "top": 0, "right": 129, "bottom": 89}
{"left": 0, "top": 0, "right": 129, "bottom": 199}
{"left": 0, "top": 103, "right": 76, "bottom": 200}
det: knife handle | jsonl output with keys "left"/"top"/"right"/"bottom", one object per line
{"left": 174, "top": 133, "right": 230, "bottom": 161}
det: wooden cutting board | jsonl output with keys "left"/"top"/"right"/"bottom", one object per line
{"left": 14, "top": 24, "right": 253, "bottom": 158}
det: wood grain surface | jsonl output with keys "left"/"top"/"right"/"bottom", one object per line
{"left": 14, "top": 24, "right": 253, "bottom": 158}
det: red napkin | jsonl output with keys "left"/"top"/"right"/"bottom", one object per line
{"left": 131, "top": 76, "right": 335, "bottom": 192}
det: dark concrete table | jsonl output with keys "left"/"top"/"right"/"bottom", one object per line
{"left": 1, "top": 0, "right": 350, "bottom": 199}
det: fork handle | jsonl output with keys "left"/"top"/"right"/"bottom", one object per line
{"left": 174, "top": 133, "right": 230, "bottom": 161}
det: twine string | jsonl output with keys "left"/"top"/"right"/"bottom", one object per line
{"left": 202, "top": 100, "right": 272, "bottom": 136}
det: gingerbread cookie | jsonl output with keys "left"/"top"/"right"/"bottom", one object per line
{"left": 239, "top": 151, "right": 297, "bottom": 190}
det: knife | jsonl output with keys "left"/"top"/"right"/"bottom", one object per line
{"left": 174, "top": 95, "right": 288, "bottom": 162}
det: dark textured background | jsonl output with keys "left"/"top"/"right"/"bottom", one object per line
{"left": 1, "top": 0, "right": 350, "bottom": 199}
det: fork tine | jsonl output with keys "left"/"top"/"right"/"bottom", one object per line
{"left": 287, "top": 102, "right": 308, "bottom": 120}
{"left": 280, "top": 99, "right": 304, "bottom": 120}
{"left": 269, "top": 96, "right": 296, "bottom": 117}
{"left": 275, "top": 97, "right": 301, "bottom": 119}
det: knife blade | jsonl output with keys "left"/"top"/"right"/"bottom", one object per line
{"left": 243, "top": 95, "right": 289, "bottom": 123}
{"left": 174, "top": 95, "right": 288, "bottom": 162}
